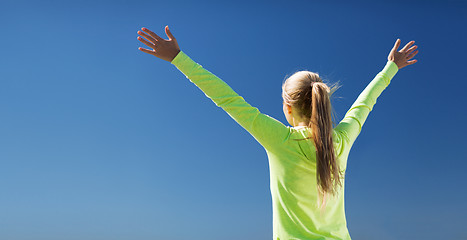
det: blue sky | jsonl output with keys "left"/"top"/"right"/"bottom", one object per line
{"left": 0, "top": 0, "right": 466, "bottom": 239}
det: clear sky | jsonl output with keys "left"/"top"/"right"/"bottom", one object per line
{"left": 1, "top": 0, "right": 466, "bottom": 239}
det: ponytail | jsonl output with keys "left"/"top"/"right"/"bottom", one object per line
{"left": 309, "top": 82, "right": 343, "bottom": 212}
{"left": 282, "top": 70, "right": 343, "bottom": 214}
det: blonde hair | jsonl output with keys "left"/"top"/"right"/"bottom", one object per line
{"left": 282, "top": 70, "right": 344, "bottom": 212}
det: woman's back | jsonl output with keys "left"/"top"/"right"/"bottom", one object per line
{"left": 266, "top": 126, "right": 350, "bottom": 239}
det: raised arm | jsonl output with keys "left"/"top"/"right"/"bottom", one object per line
{"left": 334, "top": 38, "right": 419, "bottom": 149}
{"left": 137, "top": 26, "right": 291, "bottom": 151}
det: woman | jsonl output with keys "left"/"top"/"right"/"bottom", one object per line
{"left": 137, "top": 25, "right": 418, "bottom": 240}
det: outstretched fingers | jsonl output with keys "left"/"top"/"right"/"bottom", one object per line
{"left": 142, "top": 27, "right": 164, "bottom": 42}
{"left": 405, "top": 45, "right": 418, "bottom": 55}
{"left": 406, "top": 48, "right": 419, "bottom": 65}
{"left": 407, "top": 49, "right": 419, "bottom": 59}
{"left": 407, "top": 59, "right": 418, "bottom": 65}
{"left": 138, "top": 30, "right": 157, "bottom": 44}
{"left": 138, "top": 35, "right": 156, "bottom": 49}
{"left": 400, "top": 40, "right": 415, "bottom": 53}
{"left": 138, "top": 47, "right": 155, "bottom": 55}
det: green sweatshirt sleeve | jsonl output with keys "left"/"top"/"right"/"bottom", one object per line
{"left": 170, "top": 50, "right": 290, "bottom": 151}
{"left": 334, "top": 60, "right": 399, "bottom": 149}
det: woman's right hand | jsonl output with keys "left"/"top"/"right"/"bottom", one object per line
{"left": 388, "top": 39, "right": 419, "bottom": 69}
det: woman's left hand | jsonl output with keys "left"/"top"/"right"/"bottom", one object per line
{"left": 137, "top": 25, "right": 180, "bottom": 62}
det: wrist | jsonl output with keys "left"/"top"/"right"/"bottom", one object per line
{"left": 170, "top": 49, "right": 181, "bottom": 62}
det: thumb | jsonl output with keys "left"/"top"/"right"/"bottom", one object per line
{"left": 392, "top": 38, "right": 400, "bottom": 52}
{"left": 165, "top": 25, "right": 175, "bottom": 40}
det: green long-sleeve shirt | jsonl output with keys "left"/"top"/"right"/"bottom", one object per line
{"left": 171, "top": 50, "right": 399, "bottom": 240}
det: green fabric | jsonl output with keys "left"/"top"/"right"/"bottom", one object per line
{"left": 171, "top": 50, "right": 398, "bottom": 240}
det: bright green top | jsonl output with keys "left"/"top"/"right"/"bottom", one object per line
{"left": 171, "top": 50, "right": 399, "bottom": 240}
